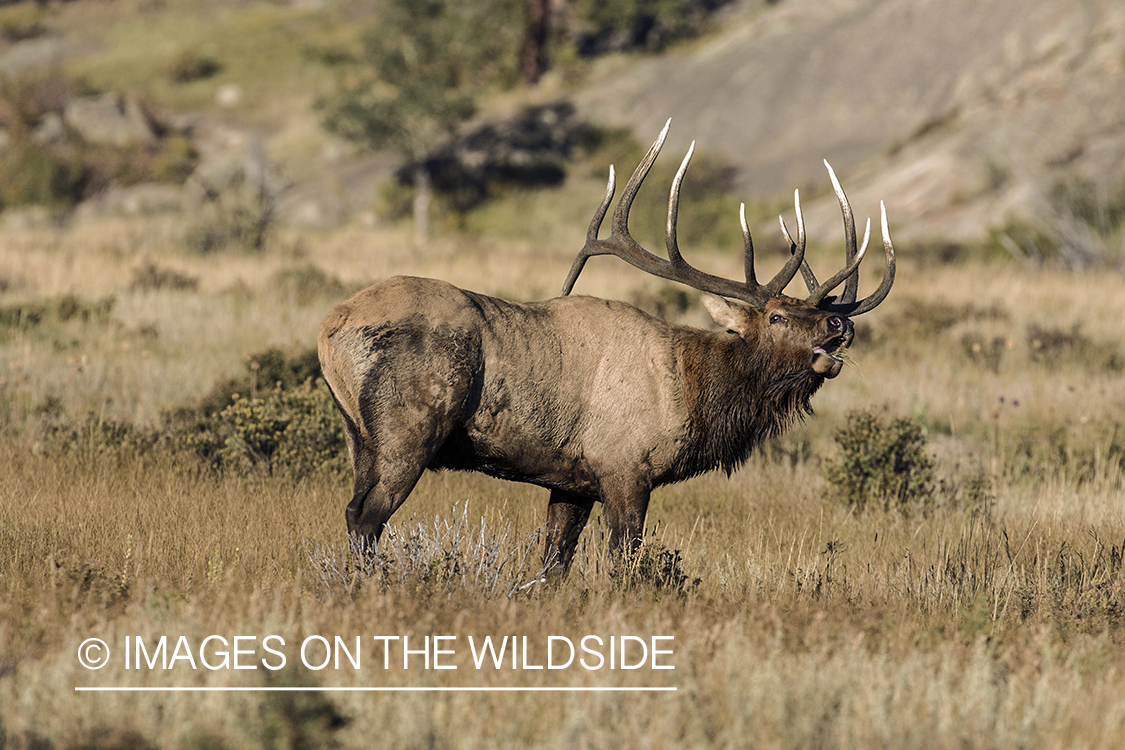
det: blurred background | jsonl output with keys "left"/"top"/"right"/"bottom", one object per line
{"left": 4, "top": 5, "right": 1125, "bottom": 747}
{"left": 0, "top": 0, "right": 1120, "bottom": 262}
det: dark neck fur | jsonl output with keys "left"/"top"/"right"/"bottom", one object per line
{"left": 666, "top": 328, "right": 824, "bottom": 482}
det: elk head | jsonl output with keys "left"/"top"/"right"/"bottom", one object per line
{"left": 560, "top": 120, "right": 895, "bottom": 379}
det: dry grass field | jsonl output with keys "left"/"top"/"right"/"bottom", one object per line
{"left": 1, "top": 205, "right": 1124, "bottom": 749}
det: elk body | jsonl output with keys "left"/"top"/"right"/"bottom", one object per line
{"left": 318, "top": 121, "right": 895, "bottom": 574}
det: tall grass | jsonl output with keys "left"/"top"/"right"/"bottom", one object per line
{"left": 2, "top": 206, "right": 1125, "bottom": 747}
{"left": 2, "top": 441, "right": 1124, "bottom": 748}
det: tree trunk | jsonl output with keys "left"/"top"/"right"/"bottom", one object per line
{"left": 519, "top": 0, "right": 550, "bottom": 85}
{"left": 412, "top": 163, "right": 431, "bottom": 243}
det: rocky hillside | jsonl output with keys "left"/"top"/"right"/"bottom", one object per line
{"left": 575, "top": 0, "right": 1125, "bottom": 243}
{"left": 0, "top": 0, "right": 1121, "bottom": 248}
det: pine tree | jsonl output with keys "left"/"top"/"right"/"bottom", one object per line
{"left": 320, "top": 0, "right": 519, "bottom": 240}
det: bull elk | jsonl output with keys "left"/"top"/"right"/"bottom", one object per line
{"left": 318, "top": 120, "right": 895, "bottom": 575}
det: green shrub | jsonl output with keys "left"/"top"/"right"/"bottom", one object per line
{"left": 166, "top": 50, "right": 222, "bottom": 84}
{"left": 270, "top": 264, "right": 347, "bottom": 307}
{"left": 0, "top": 293, "right": 116, "bottom": 344}
{"left": 168, "top": 346, "right": 344, "bottom": 478}
{"left": 180, "top": 379, "right": 346, "bottom": 478}
{"left": 149, "top": 134, "right": 199, "bottom": 184}
{"left": 0, "top": 141, "right": 87, "bottom": 208}
{"left": 824, "top": 410, "right": 934, "bottom": 512}
{"left": 188, "top": 347, "right": 322, "bottom": 418}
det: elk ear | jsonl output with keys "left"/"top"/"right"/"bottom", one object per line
{"left": 702, "top": 293, "right": 752, "bottom": 336}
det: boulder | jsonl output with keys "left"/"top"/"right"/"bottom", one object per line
{"left": 63, "top": 94, "right": 157, "bottom": 148}
{"left": 0, "top": 37, "right": 61, "bottom": 77}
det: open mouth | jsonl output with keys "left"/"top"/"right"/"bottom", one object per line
{"left": 811, "top": 336, "right": 850, "bottom": 378}
{"left": 814, "top": 337, "right": 848, "bottom": 365}
{"left": 813, "top": 346, "right": 843, "bottom": 365}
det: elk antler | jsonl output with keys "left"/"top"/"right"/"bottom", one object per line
{"left": 560, "top": 120, "right": 896, "bottom": 315}
{"left": 784, "top": 162, "right": 896, "bottom": 315}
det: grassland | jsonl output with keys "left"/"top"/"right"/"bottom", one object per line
{"left": 0, "top": 0, "right": 1120, "bottom": 746}
{"left": 1, "top": 197, "right": 1124, "bottom": 749}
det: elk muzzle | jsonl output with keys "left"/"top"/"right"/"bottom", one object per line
{"left": 811, "top": 315, "right": 854, "bottom": 378}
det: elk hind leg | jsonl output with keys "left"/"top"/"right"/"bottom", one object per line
{"left": 345, "top": 414, "right": 455, "bottom": 553}
{"left": 332, "top": 402, "right": 383, "bottom": 552}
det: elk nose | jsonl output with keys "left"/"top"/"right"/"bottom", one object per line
{"left": 826, "top": 315, "right": 843, "bottom": 332}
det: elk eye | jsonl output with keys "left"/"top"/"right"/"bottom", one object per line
{"left": 769, "top": 314, "right": 787, "bottom": 326}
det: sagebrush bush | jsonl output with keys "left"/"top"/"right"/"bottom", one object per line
{"left": 825, "top": 410, "right": 934, "bottom": 512}
{"left": 166, "top": 49, "right": 222, "bottom": 83}
{"left": 183, "top": 157, "right": 286, "bottom": 254}
{"left": 129, "top": 261, "right": 199, "bottom": 292}
{"left": 160, "top": 346, "right": 344, "bottom": 477}
{"left": 179, "top": 379, "right": 345, "bottom": 478}
{"left": 305, "top": 505, "right": 546, "bottom": 599}
{"left": 610, "top": 541, "right": 699, "bottom": 598}
{"left": 270, "top": 263, "right": 347, "bottom": 307}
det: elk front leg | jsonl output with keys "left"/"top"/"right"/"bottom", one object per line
{"left": 543, "top": 490, "right": 595, "bottom": 576}
{"left": 600, "top": 478, "right": 651, "bottom": 557}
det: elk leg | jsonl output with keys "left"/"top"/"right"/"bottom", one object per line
{"left": 543, "top": 490, "right": 594, "bottom": 576}
{"left": 341, "top": 332, "right": 479, "bottom": 552}
{"left": 600, "top": 480, "right": 651, "bottom": 557}
{"left": 345, "top": 407, "right": 462, "bottom": 551}
{"left": 346, "top": 453, "right": 428, "bottom": 552}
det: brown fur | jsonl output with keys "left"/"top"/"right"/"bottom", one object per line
{"left": 318, "top": 276, "right": 855, "bottom": 574}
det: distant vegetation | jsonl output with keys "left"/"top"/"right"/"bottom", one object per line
{"left": 982, "top": 176, "right": 1125, "bottom": 271}
{"left": 2, "top": 156, "right": 1125, "bottom": 749}
{"left": 569, "top": 0, "right": 737, "bottom": 56}
{"left": 0, "top": 69, "right": 197, "bottom": 211}
{"left": 2, "top": 2, "right": 1124, "bottom": 746}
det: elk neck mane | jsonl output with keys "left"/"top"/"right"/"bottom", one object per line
{"left": 669, "top": 324, "right": 823, "bottom": 480}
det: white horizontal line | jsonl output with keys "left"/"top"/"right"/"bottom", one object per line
{"left": 76, "top": 686, "right": 676, "bottom": 693}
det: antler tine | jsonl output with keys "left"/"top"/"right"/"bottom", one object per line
{"left": 561, "top": 120, "right": 672, "bottom": 297}
{"left": 824, "top": 161, "right": 859, "bottom": 305}
{"left": 612, "top": 119, "right": 671, "bottom": 242}
{"left": 588, "top": 165, "right": 616, "bottom": 244}
{"left": 559, "top": 121, "right": 773, "bottom": 307}
{"left": 765, "top": 189, "right": 808, "bottom": 297}
{"left": 563, "top": 129, "right": 895, "bottom": 314}
{"left": 807, "top": 217, "right": 870, "bottom": 305}
{"left": 666, "top": 141, "right": 695, "bottom": 266}
{"left": 560, "top": 165, "right": 616, "bottom": 296}
{"left": 816, "top": 202, "right": 896, "bottom": 314}
{"left": 740, "top": 203, "right": 757, "bottom": 287}
{"left": 780, "top": 208, "right": 819, "bottom": 294}
{"left": 845, "top": 202, "right": 896, "bottom": 315}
